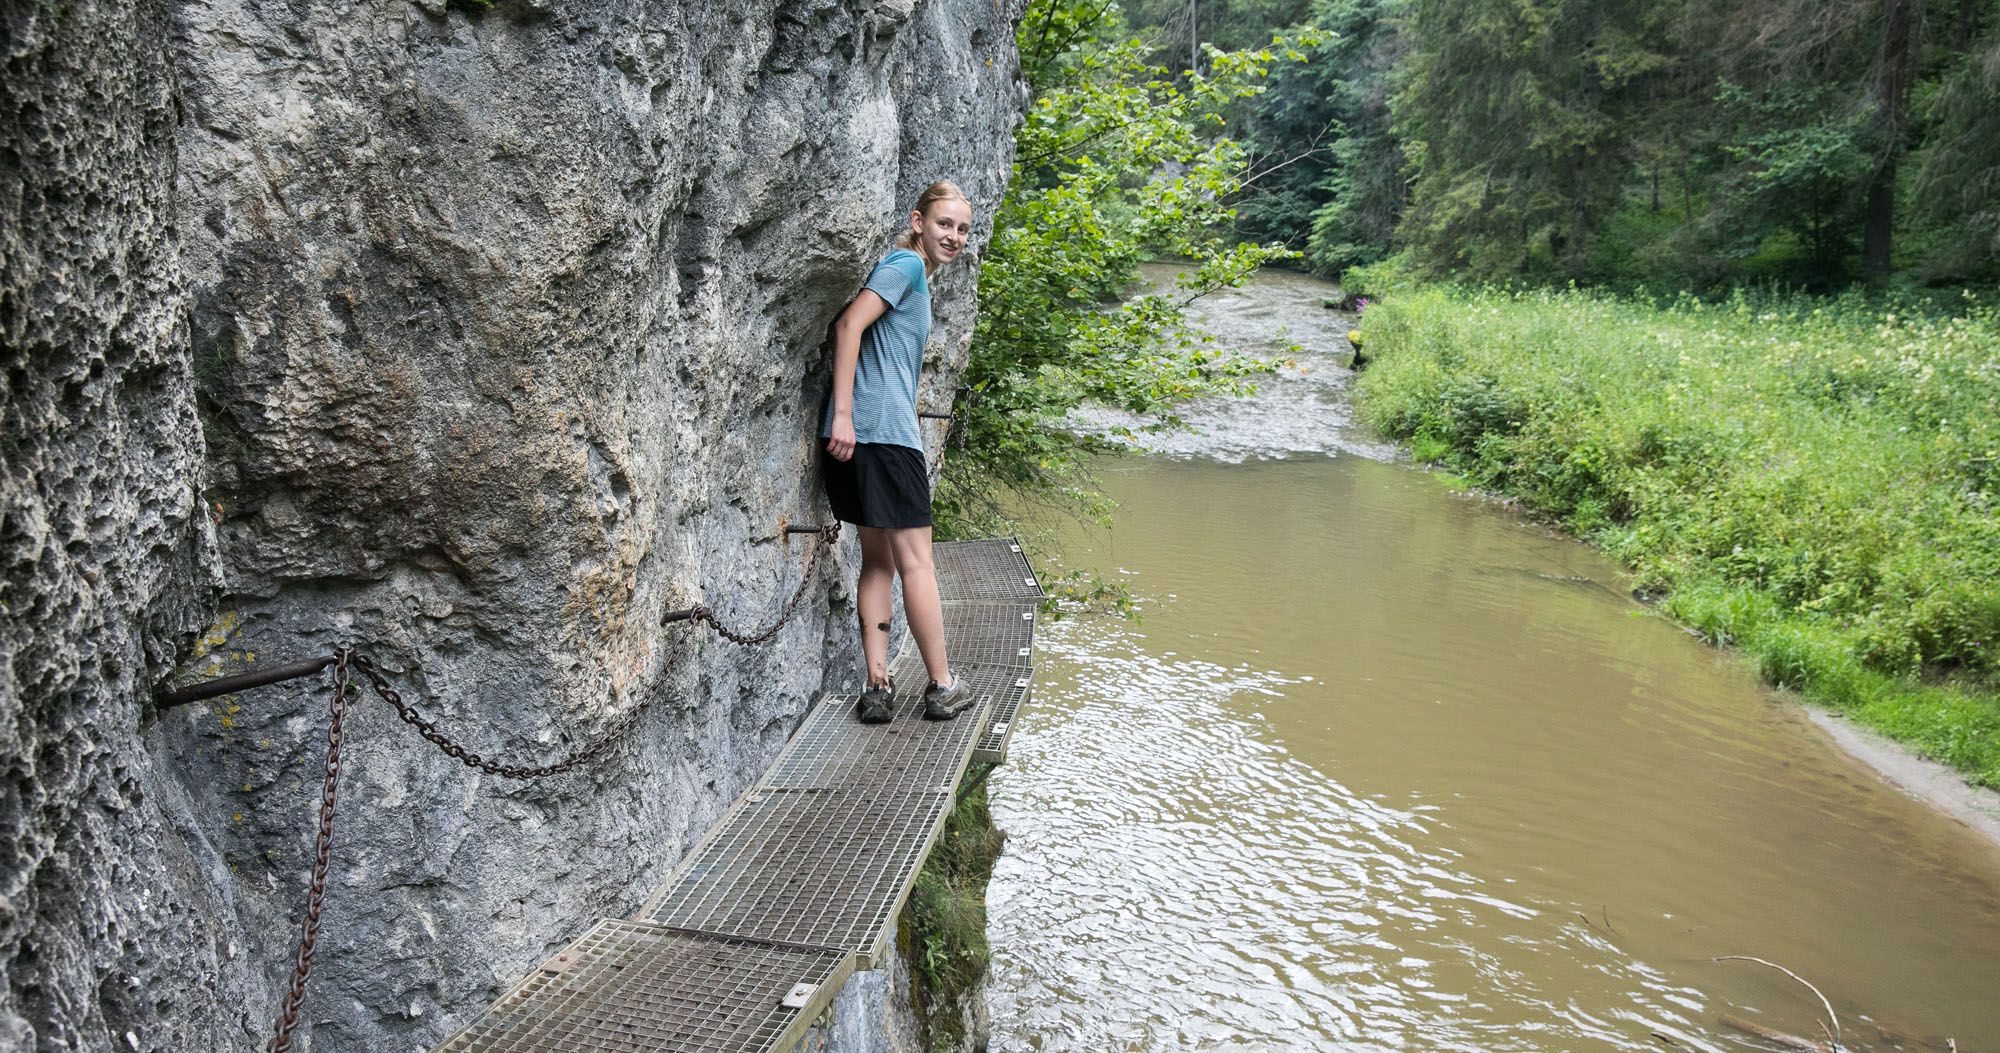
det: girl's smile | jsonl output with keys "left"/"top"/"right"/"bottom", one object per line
{"left": 914, "top": 199, "right": 973, "bottom": 265}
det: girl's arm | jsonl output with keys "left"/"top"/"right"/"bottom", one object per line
{"left": 825, "top": 290, "right": 890, "bottom": 462}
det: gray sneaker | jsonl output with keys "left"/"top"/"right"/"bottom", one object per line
{"left": 856, "top": 678, "right": 894, "bottom": 724}
{"left": 922, "top": 676, "right": 973, "bottom": 721}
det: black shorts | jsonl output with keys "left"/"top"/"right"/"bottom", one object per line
{"left": 821, "top": 442, "right": 932, "bottom": 529}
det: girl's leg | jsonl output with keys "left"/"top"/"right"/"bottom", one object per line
{"left": 887, "top": 526, "right": 951, "bottom": 686}
{"left": 856, "top": 526, "right": 896, "bottom": 687}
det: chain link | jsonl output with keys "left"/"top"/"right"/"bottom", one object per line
{"left": 688, "top": 524, "right": 838, "bottom": 645}
{"left": 345, "top": 526, "right": 834, "bottom": 778}
{"left": 349, "top": 627, "right": 692, "bottom": 781}
{"left": 261, "top": 524, "right": 840, "bottom": 1050}
{"left": 267, "top": 647, "right": 352, "bottom": 1053}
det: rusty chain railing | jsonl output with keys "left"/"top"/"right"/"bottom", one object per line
{"left": 266, "top": 648, "right": 352, "bottom": 1053}
{"left": 248, "top": 524, "right": 839, "bottom": 1052}
{"left": 667, "top": 523, "right": 839, "bottom": 646}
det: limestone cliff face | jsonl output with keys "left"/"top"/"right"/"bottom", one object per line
{"left": 0, "top": 0, "right": 1023, "bottom": 1048}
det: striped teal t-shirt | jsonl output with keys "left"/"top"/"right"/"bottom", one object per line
{"left": 822, "top": 248, "right": 931, "bottom": 452}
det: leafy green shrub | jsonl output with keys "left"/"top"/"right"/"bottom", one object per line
{"left": 939, "top": 0, "right": 1307, "bottom": 541}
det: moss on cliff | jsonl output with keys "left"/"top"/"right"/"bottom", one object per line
{"left": 899, "top": 775, "right": 1005, "bottom": 1052}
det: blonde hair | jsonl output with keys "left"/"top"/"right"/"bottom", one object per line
{"left": 893, "top": 180, "right": 972, "bottom": 270}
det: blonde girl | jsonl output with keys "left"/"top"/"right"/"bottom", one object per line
{"left": 821, "top": 181, "right": 974, "bottom": 723}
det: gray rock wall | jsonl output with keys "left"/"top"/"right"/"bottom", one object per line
{"left": 817, "top": 937, "right": 925, "bottom": 1053}
{"left": 1, "top": 0, "right": 1023, "bottom": 1048}
{"left": 1, "top": 0, "right": 221, "bottom": 1049}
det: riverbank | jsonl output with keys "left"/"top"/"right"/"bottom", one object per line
{"left": 1347, "top": 278, "right": 2000, "bottom": 789}
{"left": 1806, "top": 706, "right": 2000, "bottom": 849}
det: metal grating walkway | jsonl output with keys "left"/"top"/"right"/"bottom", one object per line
{"left": 433, "top": 539, "right": 1041, "bottom": 1053}
{"left": 643, "top": 786, "right": 954, "bottom": 957}
{"left": 433, "top": 922, "right": 850, "bottom": 1053}
{"left": 934, "top": 543, "right": 1042, "bottom": 766}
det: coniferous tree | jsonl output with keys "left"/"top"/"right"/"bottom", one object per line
{"left": 1301, "top": 0, "right": 1408, "bottom": 274}
{"left": 1225, "top": 0, "right": 1378, "bottom": 254}
{"left": 1122, "top": 0, "right": 2000, "bottom": 287}
{"left": 1909, "top": 3, "right": 2000, "bottom": 280}
{"left": 1393, "top": 0, "right": 1675, "bottom": 278}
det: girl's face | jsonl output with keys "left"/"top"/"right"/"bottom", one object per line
{"left": 910, "top": 198, "right": 973, "bottom": 266}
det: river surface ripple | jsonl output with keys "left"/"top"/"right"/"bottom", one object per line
{"left": 984, "top": 268, "right": 2000, "bottom": 1052}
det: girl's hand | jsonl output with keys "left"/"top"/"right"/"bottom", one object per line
{"left": 827, "top": 415, "right": 856, "bottom": 462}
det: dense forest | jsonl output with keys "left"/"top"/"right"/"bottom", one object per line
{"left": 1127, "top": 0, "right": 2000, "bottom": 290}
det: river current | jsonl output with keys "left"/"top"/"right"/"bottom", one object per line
{"left": 983, "top": 267, "right": 2000, "bottom": 1052}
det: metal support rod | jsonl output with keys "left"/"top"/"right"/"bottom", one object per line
{"left": 661, "top": 607, "right": 703, "bottom": 625}
{"left": 920, "top": 385, "right": 970, "bottom": 421}
{"left": 156, "top": 655, "right": 338, "bottom": 709}
{"left": 956, "top": 761, "right": 998, "bottom": 802}
{"left": 784, "top": 524, "right": 834, "bottom": 535}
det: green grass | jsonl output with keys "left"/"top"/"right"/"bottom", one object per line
{"left": 1350, "top": 276, "right": 2000, "bottom": 786}
{"left": 899, "top": 780, "right": 1006, "bottom": 1051}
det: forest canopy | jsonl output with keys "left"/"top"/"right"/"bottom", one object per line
{"left": 1131, "top": 0, "right": 2000, "bottom": 289}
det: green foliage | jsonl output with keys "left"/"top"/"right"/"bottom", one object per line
{"left": 1125, "top": 0, "right": 1318, "bottom": 71}
{"left": 1709, "top": 81, "right": 1874, "bottom": 284}
{"left": 1338, "top": 253, "right": 1418, "bottom": 298}
{"left": 1040, "top": 567, "right": 1143, "bottom": 620}
{"left": 899, "top": 784, "right": 1007, "bottom": 1052}
{"left": 1909, "top": 31, "right": 2000, "bottom": 282}
{"left": 1187, "top": 0, "right": 1410, "bottom": 277}
{"left": 1201, "top": 0, "right": 2000, "bottom": 289}
{"left": 1392, "top": 0, "right": 1677, "bottom": 278}
{"left": 938, "top": 0, "right": 1300, "bottom": 540}
{"left": 1354, "top": 283, "right": 2000, "bottom": 782}
{"left": 1121, "top": 0, "right": 1406, "bottom": 271}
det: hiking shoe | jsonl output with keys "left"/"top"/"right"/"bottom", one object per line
{"left": 922, "top": 677, "right": 974, "bottom": 721}
{"left": 856, "top": 679, "right": 894, "bottom": 724}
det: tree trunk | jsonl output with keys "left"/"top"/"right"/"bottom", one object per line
{"left": 1953, "top": 0, "right": 1979, "bottom": 52}
{"left": 1862, "top": 161, "right": 1897, "bottom": 277}
{"left": 1862, "top": 0, "right": 1915, "bottom": 280}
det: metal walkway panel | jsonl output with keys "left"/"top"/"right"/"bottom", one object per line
{"left": 934, "top": 540, "right": 1045, "bottom": 603}
{"left": 761, "top": 690, "right": 985, "bottom": 792}
{"left": 434, "top": 537, "right": 1042, "bottom": 1053}
{"left": 880, "top": 651, "right": 1030, "bottom": 767}
{"left": 949, "top": 660, "right": 1033, "bottom": 765}
{"left": 643, "top": 787, "right": 953, "bottom": 964}
{"left": 936, "top": 602, "right": 1037, "bottom": 669}
{"left": 433, "top": 919, "right": 849, "bottom": 1053}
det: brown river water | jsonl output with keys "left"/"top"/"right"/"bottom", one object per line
{"left": 983, "top": 268, "right": 2000, "bottom": 1052}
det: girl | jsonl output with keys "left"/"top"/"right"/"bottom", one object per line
{"left": 822, "top": 181, "right": 974, "bottom": 724}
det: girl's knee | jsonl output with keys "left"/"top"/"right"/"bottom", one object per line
{"left": 886, "top": 530, "right": 934, "bottom": 573}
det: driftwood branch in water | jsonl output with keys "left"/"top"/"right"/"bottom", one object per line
{"left": 1719, "top": 1013, "right": 1830, "bottom": 1053}
{"left": 1714, "top": 955, "right": 1843, "bottom": 1051}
